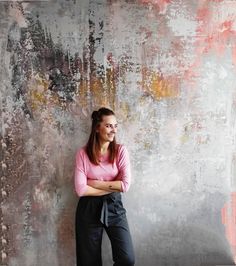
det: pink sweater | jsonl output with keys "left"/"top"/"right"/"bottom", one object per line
{"left": 74, "top": 145, "right": 131, "bottom": 196}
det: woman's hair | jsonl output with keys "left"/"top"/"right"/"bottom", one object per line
{"left": 86, "top": 107, "right": 118, "bottom": 165}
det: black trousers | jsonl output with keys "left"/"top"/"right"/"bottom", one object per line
{"left": 75, "top": 192, "right": 135, "bottom": 266}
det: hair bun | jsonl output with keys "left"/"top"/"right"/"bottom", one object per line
{"left": 91, "top": 111, "right": 98, "bottom": 120}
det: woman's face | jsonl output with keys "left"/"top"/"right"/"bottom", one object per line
{"left": 96, "top": 115, "right": 118, "bottom": 144}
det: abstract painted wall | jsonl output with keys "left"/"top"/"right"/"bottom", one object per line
{"left": 1, "top": 0, "right": 236, "bottom": 265}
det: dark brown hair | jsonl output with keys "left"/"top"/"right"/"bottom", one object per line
{"left": 86, "top": 107, "right": 118, "bottom": 165}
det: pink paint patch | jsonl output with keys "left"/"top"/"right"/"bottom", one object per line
{"left": 194, "top": 1, "right": 236, "bottom": 73}
{"left": 221, "top": 192, "right": 236, "bottom": 263}
{"left": 196, "top": 7, "right": 211, "bottom": 23}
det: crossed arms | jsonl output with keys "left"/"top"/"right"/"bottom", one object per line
{"left": 83, "top": 180, "right": 122, "bottom": 196}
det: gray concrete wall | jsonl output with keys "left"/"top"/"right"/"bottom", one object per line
{"left": 1, "top": 1, "right": 236, "bottom": 265}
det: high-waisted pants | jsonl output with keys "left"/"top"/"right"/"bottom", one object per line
{"left": 75, "top": 192, "right": 135, "bottom": 266}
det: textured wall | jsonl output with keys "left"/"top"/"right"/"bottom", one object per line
{"left": 1, "top": 1, "right": 236, "bottom": 265}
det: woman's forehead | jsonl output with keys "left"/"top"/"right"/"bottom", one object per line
{"left": 101, "top": 115, "right": 117, "bottom": 123}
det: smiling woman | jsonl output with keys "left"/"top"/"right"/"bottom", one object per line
{"left": 96, "top": 115, "right": 118, "bottom": 144}
{"left": 74, "top": 107, "right": 135, "bottom": 266}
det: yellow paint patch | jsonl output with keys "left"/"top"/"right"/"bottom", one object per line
{"left": 27, "top": 67, "right": 117, "bottom": 115}
{"left": 77, "top": 68, "right": 117, "bottom": 109}
{"left": 141, "top": 68, "right": 179, "bottom": 99}
{"left": 27, "top": 74, "right": 59, "bottom": 111}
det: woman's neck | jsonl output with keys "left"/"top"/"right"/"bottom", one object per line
{"left": 99, "top": 142, "right": 109, "bottom": 155}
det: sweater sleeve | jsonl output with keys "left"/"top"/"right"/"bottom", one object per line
{"left": 117, "top": 145, "right": 131, "bottom": 192}
{"left": 74, "top": 149, "right": 88, "bottom": 197}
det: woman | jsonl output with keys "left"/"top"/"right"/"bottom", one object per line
{"left": 74, "top": 107, "right": 135, "bottom": 266}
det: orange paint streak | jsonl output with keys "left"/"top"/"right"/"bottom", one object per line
{"left": 221, "top": 192, "right": 236, "bottom": 263}
{"left": 141, "top": 68, "right": 179, "bottom": 99}
{"left": 90, "top": 77, "right": 107, "bottom": 106}
{"left": 77, "top": 79, "right": 89, "bottom": 107}
{"left": 76, "top": 53, "right": 119, "bottom": 109}
{"left": 77, "top": 68, "right": 117, "bottom": 109}
{"left": 27, "top": 64, "right": 117, "bottom": 114}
